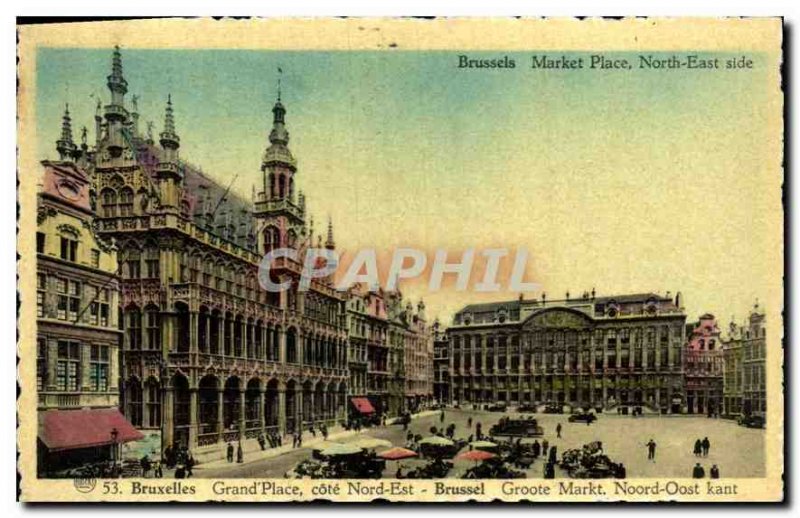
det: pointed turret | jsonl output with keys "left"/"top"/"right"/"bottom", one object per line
{"left": 104, "top": 46, "right": 129, "bottom": 158}
{"left": 56, "top": 104, "right": 78, "bottom": 161}
{"left": 159, "top": 94, "right": 181, "bottom": 161}
{"left": 156, "top": 95, "right": 183, "bottom": 209}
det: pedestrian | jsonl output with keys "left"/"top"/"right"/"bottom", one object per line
{"left": 646, "top": 439, "right": 657, "bottom": 461}
{"left": 532, "top": 440, "right": 541, "bottom": 458}
{"left": 542, "top": 439, "right": 549, "bottom": 457}
{"left": 694, "top": 439, "right": 702, "bottom": 457}
{"left": 710, "top": 464, "right": 720, "bottom": 479}
{"left": 185, "top": 453, "right": 195, "bottom": 478}
{"left": 692, "top": 463, "right": 705, "bottom": 479}
{"left": 297, "top": 432, "right": 303, "bottom": 448}
{"left": 548, "top": 445, "right": 558, "bottom": 464}
{"left": 153, "top": 460, "right": 163, "bottom": 478}
{"left": 440, "top": 410, "right": 445, "bottom": 423}
{"left": 556, "top": 423, "right": 562, "bottom": 438}
{"left": 544, "top": 461, "right": 555, "bottom": 479}
{"left": 140, "top": 454, "right": 151, "bottom": 478}
{"left": 309, "top": 423, "right": 316, "bottom": 437}
{"left": 258, "top": 433, "right": 266, "bottom": 451}
{"left": 702, "top": 437, "right": 710, "bottom": 457}
{"left": 467, "top": 417, "right": 473, "bottom": 429}
{"left": 237, "top": 442, "right": 244, "bottom": 463}
{"left": 321, "top": 423, "right": 329, "bottom": 440}
{"left": 226, "top": 442, "right": 234, "bottom": 463}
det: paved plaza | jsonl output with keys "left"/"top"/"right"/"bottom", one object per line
{"left": 193, "top": 408, "right": 765, "bottom": 479}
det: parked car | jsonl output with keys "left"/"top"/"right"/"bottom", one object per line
{"left": 739, "top": 415, "right": 765, "bottom": 428}
{"left": 568, "top": 412, "right": 597, "bottom": 424}
{"left": 517, "top": 404, "right": 538, "bottom": 413}
{"left": 486, "top": 403, "right": 508, "bottom": 412}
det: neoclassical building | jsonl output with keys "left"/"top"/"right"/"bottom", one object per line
{"left": 57, "top": 47, "right": 350, "bottom": 451}
{"left": 448, "top": 291, "right": 688, "bottom": 413}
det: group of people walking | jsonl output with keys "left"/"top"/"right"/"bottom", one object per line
{"left": 693, "top": 437, "right": 712, "bottom": 457}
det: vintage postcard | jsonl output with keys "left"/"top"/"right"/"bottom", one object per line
{"left": 16, "top": 17, "right": 783, "bottom": 502}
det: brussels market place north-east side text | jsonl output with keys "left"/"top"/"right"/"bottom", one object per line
{"left": 16, "top": 18, "right": 783, "bottom": 502}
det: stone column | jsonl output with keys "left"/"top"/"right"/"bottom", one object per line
{"left": 188, "top": 387, "right": 198, "bottom": 449}
{"left": 238, "top": 387, "right": 246, "bottom": 438}
{"left": 279, "top": 327, "right": 287, "bottom": 364}
{"left": 217, "top": 315, "right": 224, "bottom": 356}
{"left": 278, "top": 388, "right": 287, "bottom": 434}
{"left": 189, "top": 312, "right": 198, "bottom": 354}
{"left": 163, "top": 386, "right": 174, "bottom": 451}
{"left": 216, "top": 388, "right": 224, "bottom": 436}
{"left": 204, "top": 314, "right": 210, "bottom": 354}
{"left": 259, "top": 387, "right": 266, "bottom": 434}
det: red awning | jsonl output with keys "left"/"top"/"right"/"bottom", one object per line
{"left": 39, "top": 408, "right": 144, "bottom": 452}
{"left": 351, "top": 397, "right": 375, "bottom": 414}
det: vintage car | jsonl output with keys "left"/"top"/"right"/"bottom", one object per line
{"left": 568, "top": 412, "right": 597, "bottom": 424}
{"left": 738, "top": 415, "right": 765, "bottom": 429}
{"left": 486, "top": 403, "right": 508, "bottom": 412}
{"left": 490, "top": 417, "right": 544, "bottom": 437}
{"left": 516, "top": 404, "right": 538, "bottom": 413}
{"left": 543, "top": 404, "right": 564, "bottom": 414}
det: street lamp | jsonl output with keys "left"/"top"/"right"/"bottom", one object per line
{"left": 110, "top": 427, "right": 119, "bottom": 467}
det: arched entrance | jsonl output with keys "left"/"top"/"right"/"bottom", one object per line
{"left": 223, "top": 376, "right": 241, "bottom": 441}
{"left": 245, "top": 378, "right": 262, "bottom": 438}
{"left": 265, "top": 379, "right": 280, "bottom": 431}
{"left": 285, "top": 379, "right": 298, "bottom": 434}
{"left": 171, "top": 374, "right": 191, "bottom": 448}
{"left": 198, "top": 374, "right": 220, "bottom": 446}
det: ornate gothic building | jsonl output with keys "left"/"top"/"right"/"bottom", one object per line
{"left": 55, "top": 47, "right": 351, "bottom": 452}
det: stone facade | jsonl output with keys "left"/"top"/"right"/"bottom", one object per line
{"left": 448, "top": 292, "right": 687, "bottom": 413}
{"left": 432, "top": 320, "right": 451, "bottom": 405}
{"left": 346, "top": 286, "right": 389, "bottom": 415}
{"left": 61, "top": 47, "right": 350, "bottom": 451}
{"left": 36, "top": 157, "right": 122, "bottom": 411}
{"left": 722, "top": 304, "right": 767, "bottom": 418}
{"left": 683, "top": 314, "right": 724, "bottom": 415}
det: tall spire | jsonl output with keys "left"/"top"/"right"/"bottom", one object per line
{"left": 104, "top": 46, "right": 129, "bottom": 158}
{"left": 156, "top": 94, "right": 182, "bottom": 192}
{"left": 56, "top": 104, "right": 77, "bottom": 161}
{"left": 325, "top": 216, "right": 335, "bottom": 250}
{"left": 106, "top": 45, "right": 128, "bottom": 102}
{"left": 159, "top": 94, "right": 180, "bottom": 159}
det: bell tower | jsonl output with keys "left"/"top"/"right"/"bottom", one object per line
{"left": 254, "top": 88, "right": 305, "bottom": 255}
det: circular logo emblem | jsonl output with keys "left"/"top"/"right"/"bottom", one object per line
{"left": 73, "top": 477, "right": 97, "bottom": 493}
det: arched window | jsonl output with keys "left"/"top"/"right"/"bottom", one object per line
{"left": 100, "top": 188, "right": 117, "bottom": 217}
{"left": 145, "top": 305, "right": 161, "bottom": 350}
{"left": 127, "top": 306, "right": 142, "bottom": 350}
{"left": 119, "top": 187, "right": 134, "bottom": 216}
{"left": 264, "top": 226, "right": 280, "bottom": 254}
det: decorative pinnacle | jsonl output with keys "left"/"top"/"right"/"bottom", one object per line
{"left": 159, "top": 94, "right": 180, "bottom": 150}
{"left": 325, "top": 216, "right": 335, "bottom": 249}
{"left": 107, "top": 45, "right": 128, "bottom": 95}
{"left": 61, "top": 104, "right": 73, "bottom": 142}
{"left": 56, "top": 104, "right": 77, "bottom": 160}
